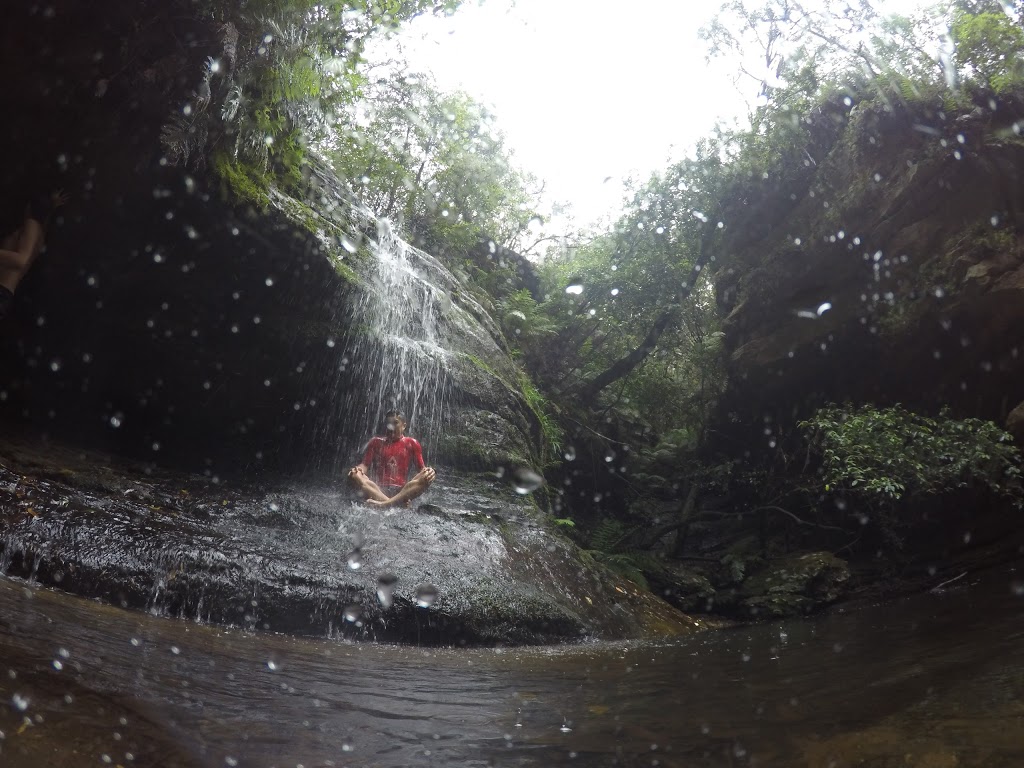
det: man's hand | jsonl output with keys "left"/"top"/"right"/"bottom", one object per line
{"left": 347, "top": 466, "right": 366, "bottom": 480}
{"left": 50, "top": 189, "right": 69, "bottom": 209}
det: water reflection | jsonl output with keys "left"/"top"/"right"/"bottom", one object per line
{"left": 1, "top": 568, "right": 1022, "bottom": 767}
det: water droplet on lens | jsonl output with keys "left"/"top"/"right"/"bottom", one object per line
{"left": 347, "top": 550, "right": 362, "bottom": 570}
{"left": 377, "top": 573, "right": 398, "bottom": 608}
{"left": 563, "top": 446, "right": 576, "bottom": 461}
{"left": 564, "top": 284, "right": 583, "bottom": 295}
{"left": 342, "top": 604, "right": 362, "bottom": 623}
{"left": 511, "top": 467, "right": 543, "bottom": 494}
{"left": 266, "top": 660, "right": 278, "bottom": 671}
{"left": 415, "top": 584, "right": 438, "bottom": 608}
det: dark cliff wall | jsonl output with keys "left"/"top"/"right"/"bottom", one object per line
{"left": 709, "top": 94, "right": 1024, "bottom": 451}
{"left": 0, "top": 1, "right": 361, "bottom": 474}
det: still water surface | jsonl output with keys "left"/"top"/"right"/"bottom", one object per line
{"left": 1, "top": 568, "right": 1022, "bottom": 767}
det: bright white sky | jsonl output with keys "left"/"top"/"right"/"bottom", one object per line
{"left": 390, "top": 0, "right": 926, "bottom": 230}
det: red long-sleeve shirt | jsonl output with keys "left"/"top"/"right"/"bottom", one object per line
{"left": 361, "top": 436, "right": 425, "bottom": 488}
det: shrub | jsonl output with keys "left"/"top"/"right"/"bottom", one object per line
{"left": 799, "top": 404, "right": 1022, "bottom": 503}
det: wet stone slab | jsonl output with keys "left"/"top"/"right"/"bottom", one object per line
{"left": 0, "top": 436, "right": 702, "bottom": 646}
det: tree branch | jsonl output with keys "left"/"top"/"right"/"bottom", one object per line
{"left": 750, "top": 505, "right": 848, "bottom": 531}
{"left": 571, "top": 229, "right": 715, "bottom": 402}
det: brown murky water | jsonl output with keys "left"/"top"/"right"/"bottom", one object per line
{"left": 1, "top": 567, "right": 1023, "bottom": 767}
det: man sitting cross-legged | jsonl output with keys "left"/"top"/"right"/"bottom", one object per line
{"left": 347, "top": 410, "right": 435, "bottom": 508}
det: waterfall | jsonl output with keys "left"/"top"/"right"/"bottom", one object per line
{"left": 334, "top": 216, "right": 457, "bottom": 464}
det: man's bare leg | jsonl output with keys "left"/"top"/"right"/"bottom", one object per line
{"left": 366, "top": 467, "right": 436, "bottom": 509}
{"left": 347, "top": 467, "right": 391, "bottom": 503}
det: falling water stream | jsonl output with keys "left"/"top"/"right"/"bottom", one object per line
{"left": 1, "top": 564, "right": 1022, "bottom": 767}
{"left": 319, "top": 215, "right": 459, "bottom": 459}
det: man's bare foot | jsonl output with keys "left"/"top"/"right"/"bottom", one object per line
{"left": 365, "top": 498, "right": 390, "bottom": 509}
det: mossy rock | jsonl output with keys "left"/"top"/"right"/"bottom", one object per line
{"left": 648, "top": 563, "right": 717, "bottom": 613}
{"left": 739, "top": 552, "right": 850, "bottom": 619}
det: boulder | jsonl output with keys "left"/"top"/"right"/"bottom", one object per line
{"left": 647, "top": 563, "right": 717, "bottom": 613}
{"left": 0, "top": 439, "right": 703, "bottom": 645}
{"left": 738, "top": 552, "right": 850, "bottom": 619}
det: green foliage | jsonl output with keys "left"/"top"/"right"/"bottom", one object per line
{"left": 800, "top": 404, "right": 1023, "bottom": 502}
{"left": 329, "top": 76, "right": 542, "bottom": 257}
{"left": 497, "top": 289, "right": 558, "bottom": 353}
{"left": 720, "top": 552, "right": 748, "bottom": 584}
{"left": 951, "top": 8, "right": 1024, "bottom": 93}
{"left": 211, "top": 150, "right": 272, "bottom": 207}
{"left": 162, "top": 0, "right": 464, "bottom": 196}
{"left": 584, "top": 518, "right": 656, "bottom": 589}
{"left": 517, "top": 370, "right": 563, "bottom": 465}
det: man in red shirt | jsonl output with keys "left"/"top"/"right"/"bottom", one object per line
{"left": 347, "top": 410, "right": 435, "bottom": 508}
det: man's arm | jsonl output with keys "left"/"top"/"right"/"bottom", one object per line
{"left": 409, "top": 438, "right": 426, "bottom": 471}
{"left": 356, "top": 438, "right": 379, "bottom": 473}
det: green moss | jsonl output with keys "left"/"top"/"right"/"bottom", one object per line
{"left": 212, "top": 151, "right": 272, "bottom": 208}
{"left": 274, "top": 195, "right": 322, "bottom": 235}
{"left": 461, "top": 353, "right": 562, "bottom": 466}
{"left": 462, "top": 352, "right": 501, "bottom": 381}
{"left": 333, "top": 258, "right": 359, "bottom": 285}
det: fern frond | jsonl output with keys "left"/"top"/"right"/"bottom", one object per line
{"left": 159, "top": 114, "right": 208, "bottom": 167}
{"left": 589, "top": 518, "right": 629, "bottom": 553}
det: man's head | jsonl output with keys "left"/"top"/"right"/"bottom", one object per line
{"left": 384, "top": 410, "right": 407, "bottom": 439}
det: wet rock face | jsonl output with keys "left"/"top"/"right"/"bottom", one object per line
{"left": 712, "top": 96, "right": 1024, "bottom": 443}
{"left": 0, "top": 441, "right": 701, "bottom": 645}
{"left": 0, "top": 0, "right": 538, "bottom": 476}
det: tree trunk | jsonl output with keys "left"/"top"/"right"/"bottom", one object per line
{"left": 571, "top": 239, "right": 713, "bottom": 402}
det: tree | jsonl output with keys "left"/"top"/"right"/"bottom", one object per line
{"left": 699, "top": 0, "right": 886, "bottom": 104}
{"left": 160, "top": 0, "right": 463, "bottom": 191}
{"left": 329, "top": 72, "right": 542, "bottom": 255}
{"left": 951, "top": 4, "right": 1024, "bottom": 93}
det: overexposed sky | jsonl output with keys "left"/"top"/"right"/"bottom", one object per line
{"left": 389, "top": 0, "right": 927, "bottom": 229}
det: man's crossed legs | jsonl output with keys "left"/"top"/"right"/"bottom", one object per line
{"left": 347, "top": 466, "right": 436, "bottom": 508}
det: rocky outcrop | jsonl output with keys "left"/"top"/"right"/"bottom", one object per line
{"left": 712, "top": 94, "right": 1024, "bottom": 443}
{"left": 736, "top": 552, "right": 850, "bottom": 619}
{"left": 0, "top": 0, "right": 539, "bottom": 476}
{"left": 0, "top": 439, "right": 703, "bottom": 645}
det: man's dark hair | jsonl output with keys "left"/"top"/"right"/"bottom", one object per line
{"left": 384, "top": 410, "right": 406, "bottom": 423}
